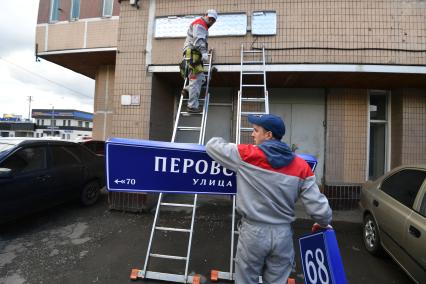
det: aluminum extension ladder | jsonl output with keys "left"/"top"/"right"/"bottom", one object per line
{"left": 130, "top": 50, "right": 214, "bottom": 283}
{"left": 210, "top": 44, "right": 271, "bottom": 283}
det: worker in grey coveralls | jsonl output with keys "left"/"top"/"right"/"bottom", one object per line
{"left": 181, "top": 9, "right": 217, "bottom": 113}
{"left": 206, "top": 114, "right": 332, "bottom": 284}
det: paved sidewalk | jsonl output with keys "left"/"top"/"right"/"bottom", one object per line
{"left": 0, "top": 193, "right": 411, "bottom": 284}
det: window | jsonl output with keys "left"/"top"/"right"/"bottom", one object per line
{"left": 51, "top": 146, "right": 81, "bottom": 167}
{"left": 50, "top": 0, "right": 61, "bottom": 22}
{"left": 37, "top": 119, "right": 40, "bottom": 125}
{"left": 0, "top": 147, "right": 47, "bottom": 174}
{"left": 70, "top": 0, "right": 80, "bottom": 20}
{"left": 368, "top": 92, "right": 388, "bottom": 180}
{"left": 102, "top": 0, "right": 113, "bottom": 17}
{"left": 78, "top": 121, "right": 83, "bottom": 127}
{"left": 69, "top": 145, "right": 96, "bottom": 162}
{"left": 85, "top": 121, "right": 90, "bottom": 128}
{"left": 381, "top": 169, "right": 426, "bottom": 208}
{"left": 68, "top": 120, "right": 71, "bottom": 126}
{"left": 63, "top": 120, "right": 66, "bottom": 126}
{"left": 41, "top": 119, "right": 44, "bottom": 126}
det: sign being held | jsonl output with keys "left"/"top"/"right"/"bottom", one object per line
{"left": 299, "top": 230, "right": 347, "bottom": 284}
{"left": 106, "top": 138, "right": 237, "bottom": 194}
{"left": 106, "top": 138, "right": 318, "bottom": 195}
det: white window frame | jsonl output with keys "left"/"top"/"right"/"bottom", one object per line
{"left": 50, "top": 0, "right": 61, "bottom": 23}
{"left": 70, "top": 0, "right": 80, "bottom": 21}
{"left": 102, "top": 0, "right": 114, "bottom": 18}
{"left": 366, "top": 90, "right": 391, "bottom": 181}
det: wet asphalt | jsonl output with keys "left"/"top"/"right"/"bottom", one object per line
{"left": 0, "top": 192, "right": 413, "bottom": 284}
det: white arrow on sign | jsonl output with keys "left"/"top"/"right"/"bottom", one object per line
{"left": 114, "top": 179, "right": 125, "bottom": 184}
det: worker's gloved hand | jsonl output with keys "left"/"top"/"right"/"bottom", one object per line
{"left": 311, "top": 223, "right": 333, "bottom": 233}
{"left": 202, "top": 53, "right": 209, "bottom": 63}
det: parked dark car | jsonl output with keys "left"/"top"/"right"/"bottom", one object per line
{"left": 0, "top": 138, "right": 105, "bottom": 223}
{"left": 360, "top": 165, "right": 426, "bottom": 283}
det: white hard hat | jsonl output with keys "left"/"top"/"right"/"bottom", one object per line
{"left": 206, "top": 9, "right": 218, "bottom": 20}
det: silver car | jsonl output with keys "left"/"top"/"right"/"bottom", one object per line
{"left": 360, "top": 165, "right": 426, "bottom": 283}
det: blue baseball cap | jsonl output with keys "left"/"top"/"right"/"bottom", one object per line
{"left": 248, "top": 114, "right": 286, "bottom": 140}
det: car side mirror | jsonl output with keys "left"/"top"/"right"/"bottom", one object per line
{"left": 0, "top": 168, "right": 12, "bottom": 178}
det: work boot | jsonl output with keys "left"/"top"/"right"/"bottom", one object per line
{"left": 181, "top": 89, "right": 188, "bottom": 97}
{"left": 186, "top": 106, "right": 202, "bottom": 113}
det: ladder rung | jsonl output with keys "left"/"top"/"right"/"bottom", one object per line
{"left": 160, "top": 202, "right": 195, "bottom": 208}
{"left": 242, "top": 84, "right": 265, "bottom": 88}
{"left": 180, "top": 112, "right": 203, "bottom": 116}
{"left": 142, "top": 271, "right": 199, "bottom": 283}
{"left": 242, "top": 71, "right": 264, "bottom": 75}
{"left": 155, "top": 226, "right": 191, "bottom": 233}
{"left": 241, "top": 98, "right": 266, "bottom": 102}
{"left": 177, "top": 126, "right": 201, "bottom": 131}
{"left": 182, "top": 98, "right": 205, "bottom": 101}
{"left": 150, "top": 253, "right": 187, "bottom": 261}
{"left": 240, "top": 127, "right": 253, "bottom": 132}
{"left": 243, "top": 50, "right": 263, "bottom": 53}
{"left": 243, "top": 60, "right": 263, "bottom": 64}
{"left": 241, "top": 112, "right": 266, "bottom": 116}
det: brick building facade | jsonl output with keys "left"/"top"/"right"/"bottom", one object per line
{"left": 36, "top": 0, "right": 426, "bottom": 208}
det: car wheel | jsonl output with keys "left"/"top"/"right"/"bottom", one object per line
{"left": 363, "top": 214, "right": 383, "bottom": 255}
{"left": 80, "top": 180, "right": 100, "bottom": 206}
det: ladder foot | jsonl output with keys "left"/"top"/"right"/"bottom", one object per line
{"left": 287, "top": 278, "right": 295, "bottom": 284}
{"left": 130, "top": 269, "right": 139, "bottom": 280}
{"left": 210, "top": 270, "right": 219, "bottom": 282}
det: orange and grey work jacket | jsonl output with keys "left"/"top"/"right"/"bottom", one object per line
{"left": 183, "top": 17, "right": 209, "bottom": 56}
{"left": 181, "top": 17, "right": 210, "bottom": 75}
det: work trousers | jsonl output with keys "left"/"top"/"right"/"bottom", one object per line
{"left": 184, "top": 70, "right": 205, "bottom": 109}
{"left": 235, "top": 219, "right": 295, "bottom": 284}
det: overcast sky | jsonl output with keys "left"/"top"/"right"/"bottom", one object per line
{"left": 0, "top": 0, "right": 95, "bottom": 119}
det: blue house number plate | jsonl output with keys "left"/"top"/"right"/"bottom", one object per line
{"left": 299, "top": 230, "right": 347, "bottom": 284}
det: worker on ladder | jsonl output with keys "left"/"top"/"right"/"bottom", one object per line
{"left": 180, "top": 9, "right": 217, "bottom": 113}
{"left": 206, "top": 114, "right": 333, "bottom": 284}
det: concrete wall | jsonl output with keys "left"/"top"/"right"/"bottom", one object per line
{"left": 37, "top": 0, "right": 120, "bottom": 23}
{"left": 325, "top": 89, "right": 368, "bottom": 184}
{"left": 149, "top": 74, "right": 175, "bottom": 142}
{"left": 151, "top": 0, "right": 426, "bottom": 66}
{"left": 92, "top": 65, "right": 115, "bottom": 140}
{"left": 111, "top": 1, "right": 152, "bottom": 139}
{"left": 36, "top": 18, "right": 118, "bottom": 52}
{"left": 401, "top": 90, "right": 426, "bottom": 165}
{"left": 390, "top": 91, "right": 403, "bottom": 168}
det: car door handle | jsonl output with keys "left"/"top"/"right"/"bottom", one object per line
{"left": 373, "top": 200, "right": 379, "bottom": 207}
{"left": 409, "top": 225, "right": 421, "bottom": 238}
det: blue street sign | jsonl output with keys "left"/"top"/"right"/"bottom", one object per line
{"left": 299, "top": 230, "right": 347, "bottom": 284}
{"left": 106, "top": 138, "right": 318, "bottom": 195}
{"left": 106, "top": 138, "right": 237, "bottom": 194}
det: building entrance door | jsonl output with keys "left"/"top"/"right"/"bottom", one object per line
{"left": 269, "top": 88, "right": 326, "bottom": 183}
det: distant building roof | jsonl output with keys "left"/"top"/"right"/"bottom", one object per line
{"left": 32, "top": 109, "right": 93, "bottom": 121}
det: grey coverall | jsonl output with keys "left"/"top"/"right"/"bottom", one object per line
{"left": 182, "top": 17, "right": 209, "bottom": 109}
{"left": 206, "top": 137, "right": 332, "bottom": 284}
